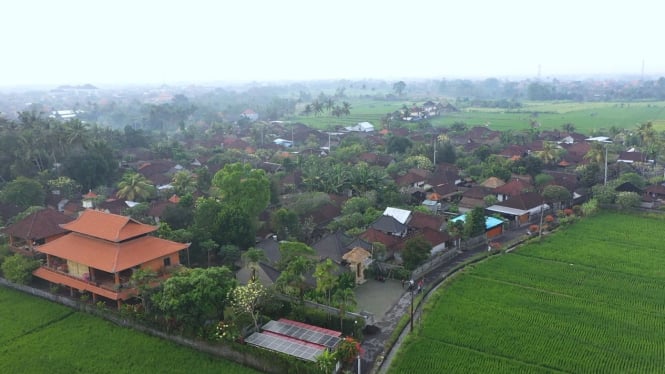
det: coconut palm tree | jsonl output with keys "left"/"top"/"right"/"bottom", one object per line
{"left": 584, "top": 141, "right": 607, "bottom": 165}
{"left": 171, "top": 170, "right": 197, "bottom": 196}
{"left": 536, "top": 141, "right": 561, "bottom": 165}
{"left": 637, "top": 121, "right": 656, "bottom": 147}
{"left": 116, "top": 172, "right": 155, "bottom": 201}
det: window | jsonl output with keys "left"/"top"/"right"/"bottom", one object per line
{"left": 163, "top": 257, "right": 171, "bottom": 267}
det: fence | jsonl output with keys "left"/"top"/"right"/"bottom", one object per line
{"left": 410, "top": 249, "right": 460, "bottom": 280}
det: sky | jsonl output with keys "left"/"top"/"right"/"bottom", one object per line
{"left": 1, "top": 0, "right": 664, "bottom": 87}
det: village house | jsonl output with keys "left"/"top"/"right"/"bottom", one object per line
{"left": 33, "top": 210, "right": 189, "bottom": 308}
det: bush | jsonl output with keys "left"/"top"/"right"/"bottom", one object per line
{"left": 1, "top": 254, "right": 40, "bottom": 284}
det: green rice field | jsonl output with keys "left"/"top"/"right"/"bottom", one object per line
{"left": 289, "top": 99, "right": 665, "bottom": 134}
{"left": 0, "top": 287, "right": 258, "bottom": 374}
{"left": 388, "top": 212, "right": 665, "bottom": 373}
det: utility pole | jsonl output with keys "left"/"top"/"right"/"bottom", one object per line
{"left": 433, "top": 136, "right": 437, "bottom": 165}
{"left": 410, "top": 287, "right": 414, "bottom": 332}
{"left": 604, "top": 144, "right": 608, "bottom": 185}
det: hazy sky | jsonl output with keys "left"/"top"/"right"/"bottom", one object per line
{"left": 2, "top": 0, "right": 663, "bottom": 86}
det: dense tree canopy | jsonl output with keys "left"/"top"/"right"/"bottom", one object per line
{"left": 212, "top": 162, "right": 270, "bottom": 217}
{"left": 0, "top": 177, "right": 45, "bottom": 209}
{"left": 152, "top": 266, "right": 236, "bottom": 332}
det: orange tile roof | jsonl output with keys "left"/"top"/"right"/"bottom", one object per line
{"left": 36, "top": 233, "right": 188, "bottom": 272}
{"left": 82, "top": 190, "right": 98, "bottom": 199}
{"left": 61, "top": 210, "right": 157, "bottom": 242}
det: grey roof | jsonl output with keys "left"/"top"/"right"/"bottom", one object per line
{"left": 371, "top": 215, "right": 407, "bottom": 235}
{"left": 312, "top": 231, "right": 354, "bottom": 263}
{"left": 256, "top": 237, "right": 282, "bottom": 265}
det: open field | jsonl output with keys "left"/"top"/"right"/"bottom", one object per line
{"left": 289, "top": 99, "right": 665, "bottom": 134}
{"left": 0, "top": 287, "right": 259, "bottom": 374}
{"left": 388, "top": 212, "right": 665, "bottom": 373}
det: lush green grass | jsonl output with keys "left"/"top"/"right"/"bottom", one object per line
{"left": 0, "top": 287, "right": 259, "bottom": 374}
{"left": 388, "top": 213, "right": 665, "bottom": 373}
{"left": 289, "top": 98, "right": 665, "bottom": 134}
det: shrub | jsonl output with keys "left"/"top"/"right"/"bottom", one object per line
{"left": 1, "top": 254, "right": 39, "bottom": 284}
{"left": 563, "top": 208, "right": 574, "bottom": 216}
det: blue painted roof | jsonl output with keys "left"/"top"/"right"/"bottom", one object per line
{"left": 450, "top": 214, "right": 503, "bottom": 230}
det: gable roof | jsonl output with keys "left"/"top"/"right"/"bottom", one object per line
{"left": 61, "top": 210, "right": 157, "bottom": 242}
{"left": 417, "top": 227, "right": 452, "bottom": 246}
{"left": 408, "top": 211, "right": 444, "bottom": 231}
{"left": 255, "top": 237, "right": 282, "bottom": 265}
{"left": 342, "top": 247, "right": 371, "bottom": 263}
{"left": 615, "top": 182, "right": 642, "bottom": 193}
{"left": 3, "top": 208, "right": 74, "bottom": 240}
{"left": 36, "top": 233, "right": 187, "bottom": 273}
{"left": 382, "top": 207, "right": 412, "bottom": 224}
{"left": 481, "top": 177, "right": 505, "bottom": 189}
{"left": 360, "top": 228, "right": 402, "bottom": 250}
{"left": 312, "top": 231, "right": 354, "bottom": 264}
{"left": 493, "top": 179, "right": 532, "bottom": 196}
{"left": 493, "top": 192, "right": 544, "bottom": 211}
{"left": 371, "top": 215, "right": 407, "bottom": 234}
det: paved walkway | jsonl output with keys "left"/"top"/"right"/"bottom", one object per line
{"left": 358, "top": 228, "right": 528, "bottom": 374}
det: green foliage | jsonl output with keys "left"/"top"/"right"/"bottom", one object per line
{"left": 47, "top": 176, "right": 82, "bottom": 200}
{"left": 277, "top": 254, "right": 315, "bottom": 302}
{"left": 212, "top": 162, "right": 270, "bottom": 217}
{"left": 404, "top": 155, "right": 433, "bottom": 171}
{"left": 616, "top": 191, "right": 641, "bottom": 210}
{"left": 591, "top": 184, "right": 617, "bottom": 204}
{"left": 228, "top": 280, "right": 269, "bottom": 331}
{"left": 533, "top": 173, "right": 554, "bottom": 187}
{"left": 64, "top": 142, "right": 118, "bottom": 191}
{"left": 313, "top": 259, "right": 338, "bottom": 305}
{"left": 116, "top": 172, "right": 155, "bottom": 201}
{"left": 0, "top": 177, "right": 45, "bottom": 210}
{"left": 464, "top": 206, "right": 486, "bottom": 238}
{"left": 617, "top": 172, "right": 646, "bottom": 189}
{"left": 481, "top": 155, "right": 512, "bottom": 181}
{"left": 510, "top": 155, "right": 542, "bottom": 177}
{"left": 542, "top": 185, "right": 572, "bottom": 205}
{"left": 1, "top": 254, "right": 40, "bottom": 284}
{"left": 271, "top": 208, "right": 300, "bottom": 241}
{"left": 152, "top": 266, "right": 236, "bottom": 333}
{"left": 283, "top": 191, "right": 330, "bottom": 216}
{"left": 386, "top": 136, "right": 412, "bottom": 154}
{"left": 402, "top": 236, "right": 431, "bottom": 270}
{"left": 581, "top": 198, "right": 599, "bottom": 216}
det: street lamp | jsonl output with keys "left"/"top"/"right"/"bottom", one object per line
{"left": 585, "top": 137, "right": 612, "bottom": 185}
{"left": 354, "top": 320, "right": 361, "bottom": 374}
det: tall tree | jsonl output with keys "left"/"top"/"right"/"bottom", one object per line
{"left": 211, "top": 162, "right": 270, "bottom": 217}
{"left": 332, "top": 288, "right": 357, "bottom": 331}
{"left": 401, "top": 236, "right": 431, "bottom": 270}
{"left": 314, "top": 258, "right": 338, "bottom": 305}
{"left": 242, "top": 247, "right": 267, "bottom": 281}
{"left": 228, "top": 280, "right": 268, "bottom": 331}
{"left": 536, "top": 141, "right": 561, "bottom": 165}
{"left": 393, "top": 81, "right": 406, "bottom": 96}
{"left": 0, "top": 177, "right": 45, "bottom": 210}
{"left": 116, "top": 172, "right": 155, "bottom": 201}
